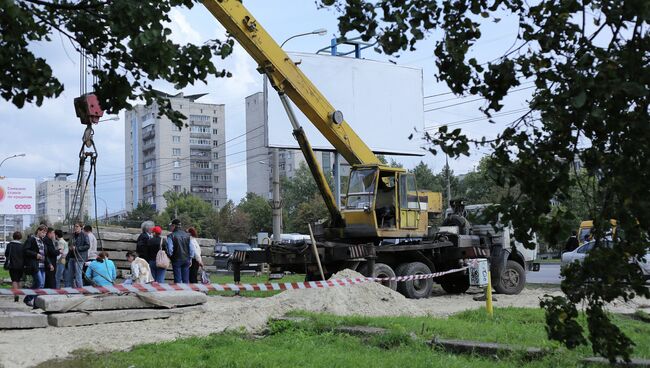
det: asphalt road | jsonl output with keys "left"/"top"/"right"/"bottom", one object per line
{"left": 527, "top": 263, "right": 561, "bottom": 284}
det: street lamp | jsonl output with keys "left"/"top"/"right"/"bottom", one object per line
{"left": 280, "top": 28, "right": 327, "bottom": 48}
{"left": 0, "top": 153, "right": 26, "bottom": 169}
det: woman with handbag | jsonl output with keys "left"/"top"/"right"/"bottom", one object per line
{"left": 4, "top": 231, "right": 24, "bottom": 302}
{"left": 187, "top": 227, "right": 203, "bottom": 284}
{"left": 147, "top": 226, "right": 169, "bottom": 283}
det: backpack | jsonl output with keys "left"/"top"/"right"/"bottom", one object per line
{"left": 155, "top": 238, "right": 170, "bottom": 269}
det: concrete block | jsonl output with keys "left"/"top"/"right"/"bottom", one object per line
{"left": 35, "top": 291, "right": 207, "bottom": 313}
{"left": 0, "top": 311, "right": 48, "bottom": 329}
{"left": 47, "top": 305, "right": 204, "bottom": 327}
{"left": 335, "top": 326, "right": 388, "bottom": 336}
{"left": 432, "top": 338, "right": 547, "bottom": 360}
{"left": 582, "top": 357, "right": 650, "bottom": 367}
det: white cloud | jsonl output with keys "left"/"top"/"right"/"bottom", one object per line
{"left": 167, "top": 8, "right": 203, "bottom": 45}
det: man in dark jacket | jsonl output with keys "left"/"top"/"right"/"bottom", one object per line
{"left": 43, "top": 227, "right": 60, "bottom": 288}
{"left": 136, "top": 220, "right": 154, "bottom": 257}
{"left": 23, "top": 225, "right": 47, "bottom": 306}
{"left": 64, "top": 222, "right": 90, "bottom": 287}
{"left": 166, "top": 219, "right": 194, "bottom": 283}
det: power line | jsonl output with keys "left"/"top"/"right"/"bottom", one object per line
{"left": 424, "top": 108, "right": 530, "bottom": 131}
{"left": 423, "top": 84, "right": 535, "bottom": 109}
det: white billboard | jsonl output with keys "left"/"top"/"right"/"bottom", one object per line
{"left": 0, "top": 178, "right": 36, "bottom": 215}
{"left": 266, "top": 53, "right": 424, "bottom": 152}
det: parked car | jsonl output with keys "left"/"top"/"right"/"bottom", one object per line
{"left": 214, "top": 243, "right": 261, "bottom": 271}
{"left": 561, "top": 240, "right": 650, "bottom": 281}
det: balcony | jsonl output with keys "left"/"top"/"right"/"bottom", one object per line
{"left": 142, "top": 127, "right": 155, "bottom": 140}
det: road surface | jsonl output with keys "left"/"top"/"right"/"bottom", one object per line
{"left": 527, "top": 263, "right": 561, "bottom": 284}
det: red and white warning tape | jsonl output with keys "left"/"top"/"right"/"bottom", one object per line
{"left": 0, "top": 267, "right": 467, "bottom": 296}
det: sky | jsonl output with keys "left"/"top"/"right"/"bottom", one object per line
{"left": 0, "top": 1, "right": 532, "bottom": 220}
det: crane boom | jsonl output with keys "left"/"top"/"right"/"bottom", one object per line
{"left": 202, "top": 0, "right": 380, "bottom": 166}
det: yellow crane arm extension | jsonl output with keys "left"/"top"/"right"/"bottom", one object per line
{"left": 202, "top": 0, "right": 380, "bottom": 166}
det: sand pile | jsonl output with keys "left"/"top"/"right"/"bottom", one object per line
{"left": 271, "top": 269, "right": 424, "bottom": 316}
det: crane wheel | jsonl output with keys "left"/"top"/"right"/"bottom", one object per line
{"left": 358, "top": 262, "right": 397, "bottom": 291}
{"left": 438, "top": 272, "right": 470, "bottom": 294}
{"left": 395, "top": 262, "right": 433, "bottom": 299}
{"left": 493, "top": 260, "right": 526, "bottom": 295}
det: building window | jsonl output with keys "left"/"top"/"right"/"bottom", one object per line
{"left": 213, "top": 176, "right": 219, "bottom": 183}
{"left": 173, "top": 185, "right": 181, "bottom": 192}
{"left": 189, "top": 114, "right": 210, "bottom": 122}
{"left": 192, "top": 161, "right": 210, "bottom": 169}
{"left": 213, "top": 152, "right": 219, "bottom": 159}
{"left": 191, "top": 174, "right": 211, "bottom": 181}
{"left": 173, "top": 160, "right": 181, "bottom": 168}
{"left": 213, "top": 140, "right": 219, "bottom": 147}
{"left": 172, "top": 136, "right": 181, "bottom": 143}
{"left": 190, "top": 126, "right": 210, "bottom": 133}
{"left": 173, "top": 173, "right": 181, "bottom": 181}
{"left": 143, "top": 160, "right": 155, "bottom": 169}
{"left": 172, "top": 125, "right": 181, "bottom": 132}
{"left": 212, "top": 129, "right": 218, "bottom": 135}
{"left": 215, "top": 188, "right": 219, "bottom": 194}
{"left": 189, "top": 138, "right": 210, "bottom": 145}
{"left": 213, "top": 164, "right": 219, "bottom": 170}
{"left": 212, "top": 117, "right": 218, "bottom": 124}
{"left": 172, "top": 148, "right": 181, "bottom": 156}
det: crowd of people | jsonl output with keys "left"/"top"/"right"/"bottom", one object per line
{"left": 3, "top": 218, "right": 204, "bottom": 307}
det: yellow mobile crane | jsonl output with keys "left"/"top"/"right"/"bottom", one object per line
{"left": 203, "top": 0, "right": 509, "bottom": 298}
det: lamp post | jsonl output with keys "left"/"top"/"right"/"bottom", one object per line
{"left": 0, "top": 153, "right": 26, "bottom": 242}
{"left": 96, "top": 196, "right": 109, "bottom": 224}
{"left": 280, "top": 28, "right": 327, "bottom": 48}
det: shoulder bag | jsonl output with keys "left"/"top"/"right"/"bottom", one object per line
{"left": 156, "top": 237, "right": 170, "bottom": 269}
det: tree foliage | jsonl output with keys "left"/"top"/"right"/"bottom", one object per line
{"left": 1, "top": 0, "right": 233, "bottom": 125}
{"left": 281, "top": 162, "right": 330, "bottom": 233}
{"left": 155, "top": 191, "right": 215, "bottom": 236}
{"left": 321, "top": 0, "right": 650, "bottom": 361}
{"left": 237, "top": 193, "right": 273, "bottom": 234}
{"left": 121, "top": 202, "right": 157, "bottom": 228}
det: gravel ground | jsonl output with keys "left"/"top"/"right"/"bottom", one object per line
{"left": 0, "top": 271, "right": 648, "bottom": 368}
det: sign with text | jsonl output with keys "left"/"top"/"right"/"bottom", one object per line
{"left": 0, "top": 178, "right": 36, "bottom": 215}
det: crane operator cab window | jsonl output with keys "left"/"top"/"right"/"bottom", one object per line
{"left": 346, "top": 168, "right": 377, "bottom": 211}
{"left": 375, "top": 172, "right": 397, "bottom": 228}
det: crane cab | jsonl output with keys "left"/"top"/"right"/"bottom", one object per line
{"left": 340, "top": 165, "right": 435, "bottom": 240}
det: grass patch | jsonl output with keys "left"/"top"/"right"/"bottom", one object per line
{"left": 207, "top": 273, "right": 305, "bottom": 298}
{"left": 37, "top": 308, "right": 650, "bottom": 368}
{"left": 536, "top": 258, "right": 561, "bottom": 264}
{"left": 0, "top": 268, "right": 10, "bottom": 288}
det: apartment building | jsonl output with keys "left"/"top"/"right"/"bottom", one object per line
{"left": 36, "top": 173, "right": 88, "bottom": 224}
{"left": 125, "top": 91, "right": 227, "bottom": 212}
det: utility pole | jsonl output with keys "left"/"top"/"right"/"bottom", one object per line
{"left": 445, "top": 154, "right": 452, "bottom": 210}
{"left": 271, "top": 148, "right": 282, "bottom": 243}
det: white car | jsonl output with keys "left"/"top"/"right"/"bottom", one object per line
{"left": 561, "top": 240, "right": 650, "bottom": 281}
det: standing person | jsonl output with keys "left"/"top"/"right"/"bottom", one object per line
{"left": 136, "top": 221, "right": 154, "bottom": 257}
{"left": 43, "top": 227, "right": 60, "bottom": 289}
{"left": 167, "top": 219, "right": 194, "bottom": 283}
{"left": 54, "top": 229, "right": 68, "bottom": 288}
{"left": 65, "top": 223, "right": 90, "bottom": 288}
{"left": 23, "top": 225, "right": 47, "bottom": 306}
{"left": 187, "top": 227, "right": 203, "bottom": 284}
{"left": 85, "top": 251, "right": 116, "bottom": 286}
{"left": 84, "top": 225, "right": 98, "bottom": 264}
{"left": 147, "top": 226, "right": 167, "bottom": 283}
{"left": 4, "top": 231, "right": 25, "bottom": 302}
{"left": 564, "top": 230, "right": 579, "bottom": 253}
{"left": 125, "top": 251, "right": 153, "bottom": 284}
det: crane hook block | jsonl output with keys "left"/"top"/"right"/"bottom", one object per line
{"left": 74, "top": 93, "right": 104, "bottom": 125}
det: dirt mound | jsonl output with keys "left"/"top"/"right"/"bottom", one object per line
{"left": 270, "top": 269, "right": 423, "bottom": 316}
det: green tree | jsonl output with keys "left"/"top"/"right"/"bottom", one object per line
{"left": 237, "top": 192, "right": 272, "bottom": 234}
{"left": 291, "top": 194, "right": 329, "bottom": 234}
{"left": 121, "top": 202, "right": 157, "bottom": 228}
{"left": 1, "top": 1, "right": 233, "bottom": 125}
{"left": 155, "top": 191, "right": 215, "bottom": 237}
{"left": 212, "top": 200, "right": 251, "bottom": 242}
{"left": 411, "top": 161, "right": 442, "bottom": 192}
{"left": 321, "top": 0, "right": 649, "bottom": 360}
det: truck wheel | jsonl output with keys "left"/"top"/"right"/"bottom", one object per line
{"left": 438, "top": 272, "right": 470, "bottom": 294}
{"left": 358, "top": 263, "right": 397, "bottom": 291}
{"left": 494, "top": 260, "right": 526, "bottom": 295}
{"left": 395, "top": 262, "right": 433, "bottom": 299}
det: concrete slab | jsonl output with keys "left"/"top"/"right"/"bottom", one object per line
{"left": 432, "top": 338, "right": 547, "bottom": 360}
{"left": 335, "top": 326, "right": 388, "bottom": 336}
{"left": 0, "top": 311, "right": 48, "bottom": 329}
{"left": 582, "top": 357, "right": 650, "bottom": 367}
{"left": 47, "top": 305, "right": 205, "bottom": 327}
{"left": 35, "top": 291, "right": 207, "bottom": 313}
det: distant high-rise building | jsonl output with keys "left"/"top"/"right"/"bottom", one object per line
{"left": 36, "top": 173, "right": 88, "bottom": 224}
{"left": 125, "top": 91, "right": 227, "bottom": 212}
